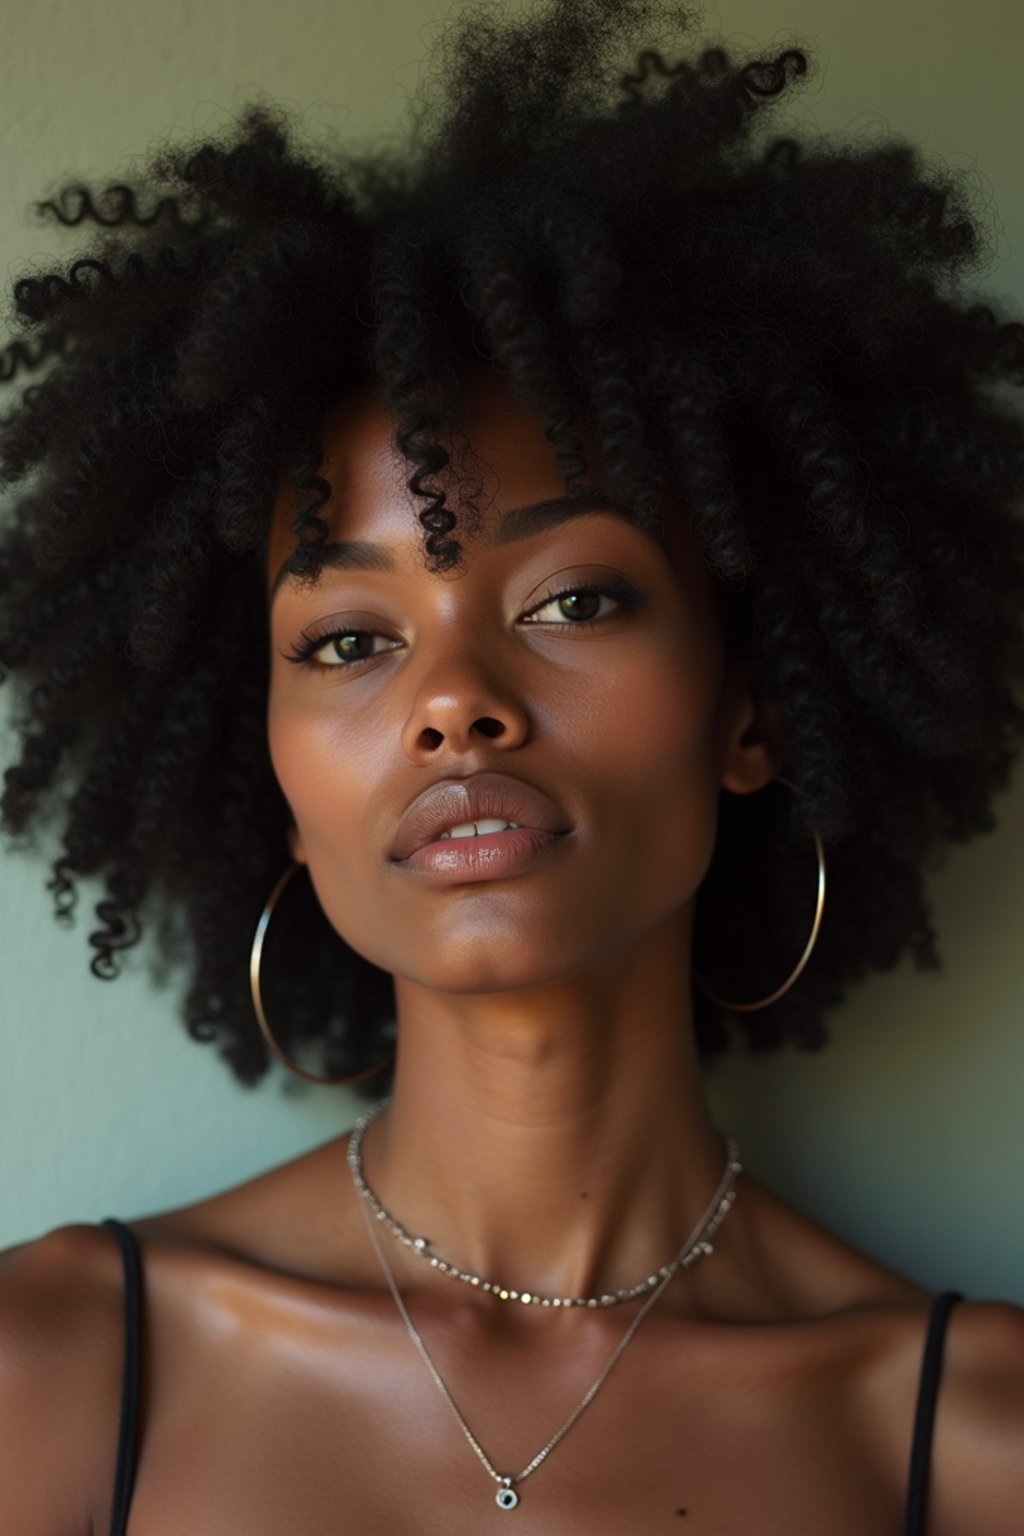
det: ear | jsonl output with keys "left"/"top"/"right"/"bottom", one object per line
{"left": 287, "top": 824, "right": 307, "bottom": 864}
{"left": 717, "top": 657, "right": 783, "bottom": 796}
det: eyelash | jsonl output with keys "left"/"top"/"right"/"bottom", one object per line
{"left": 282, "top": 577, "right": 649, "bottom": 672}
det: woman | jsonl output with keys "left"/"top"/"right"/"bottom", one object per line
{"left": 1, "top": 0, "right": 1022, "bottom": 1530}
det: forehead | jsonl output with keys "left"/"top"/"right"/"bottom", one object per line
{"left": 264, "top": 363, "right": 706, "bottom": 595}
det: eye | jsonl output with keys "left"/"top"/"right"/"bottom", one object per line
{"left": 281, "top": 626, "right": 402, "bottom": 670}
{"left": 281, "top": 576, "right": 649, "bottom": 672}
{"left": 521, "top": 576, "right": 647, "bottom": 628}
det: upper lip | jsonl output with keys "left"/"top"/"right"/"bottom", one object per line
{"left": 389, "top": 772, "right": 572, "bottom": 862}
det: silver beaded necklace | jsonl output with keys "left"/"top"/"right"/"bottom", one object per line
{"left": 348, "top": 1098, "right": 740, "bottom": 1309}
{"left": 347, "top": 1100, "right": 742, "bottom": 1512}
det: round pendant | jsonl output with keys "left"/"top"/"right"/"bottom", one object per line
{"left": 496, "top": 1485, "right": 519, "bottom": 1510}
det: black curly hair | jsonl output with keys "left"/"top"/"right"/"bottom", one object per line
{"left": 2, "top": 0, "right": 1023, "bottom": 1101}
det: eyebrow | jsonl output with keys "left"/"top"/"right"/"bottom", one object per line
{"left": 268, "top": 492, "right": 640, "bottom": 605}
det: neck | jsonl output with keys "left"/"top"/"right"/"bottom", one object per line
{"left": 356, "top": 913, "right": 729, "bottom": 1307}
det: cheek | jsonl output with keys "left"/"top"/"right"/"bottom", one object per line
{"left": 266, "top": 683, "right": 307, "bottom": 832}
{"left": 266, "top": 687, "right": 374, "bottom": 858}
{"left": 267, "top": 690, "right": 402, "bottom": 967}
{"left": 593, "top": 640, "right": 724, "bottom": 892}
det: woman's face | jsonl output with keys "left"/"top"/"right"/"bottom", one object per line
{"left": 265, "top": 364, "right": 773, "bottom": 995}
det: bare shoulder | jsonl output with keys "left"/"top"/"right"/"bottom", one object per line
{"left": 0, "top": 1221, "right": 130, "bottom": 1536}
{"left": 124, "top": 1128, "right": 369, "bottom": 1285}
{"left": 0, "top": 1155, "right": 360, "bottom": 1536}
{"left": 930, "top": 1295, "right": 1024, "bottom": 1535}
{"left": 734, "top": 1177, "right": 1024, "bottom": 1531}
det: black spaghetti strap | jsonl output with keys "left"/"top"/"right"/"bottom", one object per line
{"left": 904, "top": 1288, "right": 964, "bottom": 1536}
{"left": 100, "top": 1218, "right": 144, "bottom": 1536}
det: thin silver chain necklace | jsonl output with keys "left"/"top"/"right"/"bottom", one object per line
{"left": 347, "top": 1103, "right": 742, "bottom": 1511}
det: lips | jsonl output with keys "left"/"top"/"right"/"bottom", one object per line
{"left": 389, "top": 772, "right": 572, "bottom": 862}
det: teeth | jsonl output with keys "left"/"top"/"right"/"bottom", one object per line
{"left": 438, "top": 818, "right": 520, "bottom": 840}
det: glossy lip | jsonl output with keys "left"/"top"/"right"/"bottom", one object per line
{"left": 395, "top": 824, "right": 572, "bottom": 884}
{"left": 388, "top": 772, "right": 572, "bottom": 863}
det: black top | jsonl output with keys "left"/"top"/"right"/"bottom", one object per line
{"left": 99, "top": 1216, "right": 964, "bottom": 1535}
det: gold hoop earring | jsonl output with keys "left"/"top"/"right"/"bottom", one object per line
{"left": 250, "top": 860, "right": 396, "bottom": 1086}
{"left": 693, "top": 774, "right": 826, "bottom": 1013}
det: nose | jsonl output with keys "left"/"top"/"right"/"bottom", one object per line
{"left": 399, "top": 651, "right": 531, "bottom": 758}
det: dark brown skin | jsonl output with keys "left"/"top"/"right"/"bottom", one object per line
{"left": 2, "top": 363, "right": 1023, "bottom": 1535}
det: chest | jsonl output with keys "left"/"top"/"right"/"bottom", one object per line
{"left": 114, "top": 1305, "right": 909, "bottom": 1535}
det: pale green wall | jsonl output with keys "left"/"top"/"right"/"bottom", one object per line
{"left": 2, "top": 0, "right": 1022, "bottom": 1302}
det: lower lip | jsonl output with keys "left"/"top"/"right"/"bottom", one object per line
{"left": 394, "top": 827, "right": 571, "bottom": 883}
